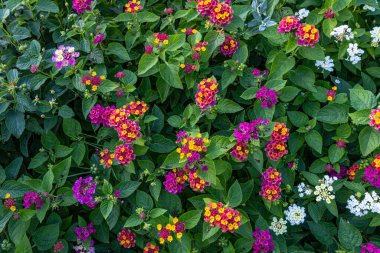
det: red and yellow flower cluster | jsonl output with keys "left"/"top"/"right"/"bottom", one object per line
{"left": 176, "top": 131, "right": 209, "bottom": 163}
{"left": 326, "top": 86, "right": 337, "bottom": 101}
{"left": 114, "top": 143, "right": 135, "bottom": 166}
{"left": 157, "top": 217, "right": 186, "bottom": 244}
{"left": 278, "top": 16, "right": 320, "bottom": 47}
{"left": 125, "top": 0, "right": 143, "bottom": 13}
{"left": 117, "top": 228, "right": 136, "bottom": 248}
{"left": 99, "top": 149, "right": 114, "bottom": 168}
{"left": 81, "top": 71, "right": 105, "bottom": 92}
{"left": 265, "top": 122, "right": 289, "bottom": 161}
{"left": 220, "top": 36, "right": 239, "bottom": 57}
{"left": 369, "top": 106, "right": 380, "bottom": 132}
{"left": 4, "top": 193, "right": 17, "bottom": 212}
{"left": 204, "top": 202, "right": 242, "bottom": 233}
{"left": 181, "top": 28, "right": 197, "bottom": 35}
{"left": 153, "top": 33, "right": 169, "bottom": 45}
{"left": 259, "top": 167, "right": 282, "bottom": 202}
{"left": 195, "top": 78, "right": 219, "bottom": 111}
{"left": 126, "top": 101, "right": 149, "bottom": 116}
{"left": 230, "top": 142, "right": 249, "bottom": 161}
{"left": 193, "top": 40, "right": 208, "bottom": 52}
{"left": 196, "top": 0, "right": 233, "bottom": 27}
{"left": 143, "top": 243, "right": 160, "bottom": 253}
{"left": 348, "top": 163, "right": 360, "bottom": 180}
{"left": 188, "top": 170, "right": 209, "bottom": 192}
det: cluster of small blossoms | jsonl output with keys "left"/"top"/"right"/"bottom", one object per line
{"left": 73, "top": 241, "right": 95, "bottom": 253}
{"left": 234, "top": 118, "right": 270, "bottom": 143}
{"left": 326, "top": 86, "right": 337, "bottom": 101}
{"left": 23, "top": 192, "right": 44, "bottom": 209}
{"left": 3, "top": 193, "right": 16, "bottom": 212}
{"left": 72, "top": 177, "right": 97, "bottom": 208}
{"left": 297, "top": 182, "right": 313, "bottom": 197}
{"left": 363, "top": 5, "right": 376, "bottom": 12}
{"left": 125, "top": 0, "right": 143, "bottom": 13}
{"left": 370, "top": 27, "right": 380, "bottom": 47}
{"left": 126, "top": 101, "right": 149, "bottom": 116}
{"left": 53, "top": 241, "right": 64, "bottom": 253}
{"left": 346, "top": 191, "right": 380, "bottom": 217}
{"left": 118, "top": 228, "right": 136, "bottom": 248}
{"left": 284, "top": 204, "right": 306, "bottom": 225}
{"left": 188, "top": 168, "right": 211, "bottom": 192}
{"left": 204, "top": 202, "right": 242, "bottom": 233}
{"left": 114, "top": 143, "right": 135, "bottom": 166}
{"left": 252, "top": 228, "right": 274, "bottom": 253}
{"left": 89, "top": 104, "right": 115, "bottom": 126}
{"left": 324, "top": 8, "right": 336, "bottom": 19}
{"left": 98, "top": 149, "right": 114, "bottom": 168}
{"left": 72, "top": 0, "right": 93, "bottom": 14}
{"left": 93, "top": 34, "right": 105, "bottom": 44}
{"left": 330, "top": 25, "right": 354, "bottom": 42}
{"left": 314, "top": 175, "right": 337, "bottom": 203}
{"left": 75, "top": 223, "right": 96, "bottom": 243}
{"left": 182, "top": 28, "right": 197, "bottom": 35}
{"left": 315, "top": 56, "right": 335, "bottom": 72}
{"left": 180, "top": 63, "right": 197, "bottom": 74}
{"left": 220, "top": 36, "right": 239, "bottom": 57}
{"left": 193, "top": 40, "right": 208, "bottom": 52}
{"left": 52, "top": 45, "right": 80, "bottom": 69}
{"left": 176, "top": 132, "right": 209, "bottom": 163}
{"left": 230, "top": 141, "right": 249, "bottom": 161}
{"left": 295, "top": 24, "right": 320, "bottom": 47}
{"left": 153, "top": 33, "right": 169, "bottom": 45}
{"left": 364, "top": 155, "right": 380, "bottom": 188}
{"left": 143, "top": 243, "right": 160, "bottom": 253}
{"left": 81, "top": 71, "right": 105, "bottom": 92}
{"left": 346, "top": 43, "right": 364, "bottom": 64}
{"left": 361, "top": 243, "right": 380, "bottom": 253}
{"left": 325, "top": 164, "right": 348, "bottom": 179}
{"left": 157, "top": 218, "right": 186, "bottom": 244}
{"left": 265, "top": 122, "right": 289, "bottom": 161}
{"left": 369, "top": 106, "right": 380, "bottom": 132}
{"left": 269, "top": 217, "right": 287, "bottom": 235}
{"left": 163, "top": 167, "right": 203, "bottom": 194}
{"left": 196, "top": 0, "right": 233, "bottom": 27}
{"left": 259, "top": 167, "right": 282, "bottom": 202}
{"left": 256, "top": 86, "right": 278, "bottom": 109}
{"left": 347, "top": 163, "right": 360, "bottom": 180}
{"left": 295, "top": 8, "right": 309, "bottom": 20}
{"left": 195, "top": 78, "right": 219, "bottom": 111}
{"left": 278, "top": 16, "right": 301, "bottom": 33}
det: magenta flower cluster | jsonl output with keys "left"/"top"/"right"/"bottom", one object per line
{"left": 252, "top": 228, "right": 274, "bottom": 253}
{"left": 364, "top": 165, "right": 380, "bottom": 188}
{"left": 361, "top": 243, "right": 380, "bottom": 253}
{"left": 163, "top": 169, "right": 187, "bottom": 194}
{"left": 75, "top": 223, "right": 96, "bottom": 242}
{"left": 23, "top": 192, "right": 44, "bottom": 209}
{"left": 52, "top": 45, "right": 80, "bottom": 69}
{"left": 233, "top": 118, "right": 270, "bottom": 143}
{"left": 88, "top": 104, "right": 115, "bottom": 127}
{"left": 73, "top": 0, "right": 94, "bottom": 14}
{"left": 72, "top": 177, "right": 97, "bottom": 208}
{"left": 256, "top": 86, "right": 278, "bottom": 109}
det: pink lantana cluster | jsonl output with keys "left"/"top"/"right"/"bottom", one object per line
{"left": 196, "top": 0, "right": 233, "bottom": 27}
{"left": 361, "top": 243, "right": 380, "bottom": 253}
{"left": 278, "top": 16, "right": 320, "bottom": 47}
{"left": 195, "top": 78, "right": 219, "bottom": 111}
{"left": 278, "top": 16, "right": 301, "bottom": 33}
{"left": 72, "top": 177, "right": 97, "bottom": 208}
{"left": 252, "top": 228, "right": 274, "bottom": 253}
{"left": 259, "top": 167, "right": 282, "bottom": 202}
{"left": 369, "top": 106, "right": 380, "bottom": 132}
{"left": 363, "top": 155, "right": 380, "bottom": 188}
{"left": 204, "top": 202, "right": 242, "bottom": 233}
{"left": 23, "top": 192, "right": 44, "bottom": 209}
{"left": 265, "top": 122, "right": 289, "bottom": 161}
{"left": 72, "top": 0, "right": 94, "bottom": 14}
{"left": 220, "top": 36, "right": 239, "bottom": 57}
{"left": 176, "top": 131, "right": 209, "bottom": 163}
{"left": 75, "top": 223, "right": 96, "bottom": 243}
{"left": 52, "top": 45, "right": 80, "bottom": 69}
{"left": 256, "top": 86, "right": 278, "bottom": 109}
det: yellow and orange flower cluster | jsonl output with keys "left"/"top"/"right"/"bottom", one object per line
{"left": 195, "top": 78, "right": 219, "bottom": 111}
{"left": 193, "top": 40, "right": 208, "bottom": 52}
{"left": 99, "top": 148, "right": 115, "bottom": 168}
{"left": 295, "top": 24, "right": 320, "bottom": 47}
{"left": 176, "top": 132, "right": 209, "bottom": 163}
{"left": 4, "top": 193, "right": 16, "bottom": 212}
{"left": 125, "top": 101, "right": 149, "bottom": 116}
{"left": 204, "top": 202, "right": 241, "bottom": 233}
{"left": 125, "top": 0, "right": 143, "bottom": 13}
{"left": 271, "top": 122, "right": 289, "bottom": 142}
{"left": 143, "top": 243, "right": 159, "bottom": 253}
{"left": 157, "top": 217, "right": 186, "bottom": 244}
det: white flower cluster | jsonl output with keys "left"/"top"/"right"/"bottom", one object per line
{"left": 370, "top": 27, "right": 380, "bottom": 47}
{"left": 315, "top": 56, "right": 335, "bottom": 72}
{"left": 314, "top": 175, "right": 337, "bottom": 204}
{"left": 330, "top": 25, "right": 354, "bottom": 41}
{"left": 297, "top": 182, "right": 313, "bottom": 197}
{"left": 269, "top": 217, "right": 287, "bottom": 235}
{"left": 285, "top": 204, "right": 306, "bottom": 225}
{"left": 295, "top": 8, "right": 309, "bottom": 20}
{"left": 363, "top": 5, "right": 376, "bottom": 12}
{"left": 346, "top": 43, "right": 364, "bottom": 64}
{"left": 347, "top": 191, "right": 380, "bottom": 217}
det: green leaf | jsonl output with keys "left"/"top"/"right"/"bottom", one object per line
{"left": 217, "top": 99, "right": 243, "bottom": 113}
{"left": 166, "top": 34, "right": 186, "bottom": 51}
{"left": 366, "top": 67, "right": 380, "bottom": 78}
{"left": 106, "top": 42, "right": 130, "bottom": 62}
{"left": 138, "top": 54, "right": 158, "bottom": 76}
{"left": 100, "top": 200, "right": 114, "bottom": 219}
{"left": 98, "top": 80, "right": 119, "bottom": 94}
{"left": 15, "top": 235, "right": 32, "bottom": 253}
{"left": 41, "top": 170, "right": 54, "bottom": 192}
{"left": 52, "top": 157, "right": 72, "bottom": 187}
{"left": 159, "top": 63, "right": 183, "bottom": 89}
{"left": 298, "top": 44, "right": 325, "bottom": 61}
{"left": 124, "top": 213, "right": 143, "bottom": 227}
{"left": 0, "top": 212, "right": 12, "bottom": 233}
{"left": 305, "top": 130, "right": 323, "bottom": 153}
{"left": 179, "top": 210, "right": 203, "bottom": 229}
{"left": 62, "top": 118, "right": 81, "bottom": 139}
{"left": 32, "top": 224, "right": 59, "bottom": 251}
{"left": 328, "top": 145, "right": 345, "bottom": 163}
{"left": 268, "top": 53, "right": 295, "bottom": 80}
{"left": 241, "top": 87, "right": 258, "bottom": 100}
{"left": 316, "top": 104, "right": 348, "bottom": 124}
{"left": 308, "top": 221, "right": 334, "bottom": 245}
{"left": 227, "top": 180, "right": 242, "bottom": 208}
{"left": 202, "top": 223, "right": 220, "bottom": 241}
{"left": 287, "top": 111, "right": 308, "bottom": 127}
{"left": 325, "top": 199, "right": 338, "bottom": 217}
{"left": 115, "top": 181, "right": 141, "bottom": 198}
{"left": 5, "top": 111, "right": 25, "bottom": 138}
{"left": 349, "top": 88, "right": 376, "bottom": 110}
{"left": 30, "top": 74, "right": 48, "bottom": 90}
{"left": 290, "top": 66, "right": 317, "bottom": 92}
{"left": 149, "top": 208, "right": 167, "bottom": 218}
{"left": 136, "top": 190, "right": 154, "bottom": 210}
{"left": 333, "top": 0, "right": 352, "bottom": 12}
{"left": 338, "top": 219, "right": 362, "bottom": 250}
{"left": 359, "top": 126, "right": 380, "bottom": 156}
{"left": 349, "top": 109, "right": 370, "bottom": 125}
{"left": 8, "top": 219, "right": 30, "bottom": 244}
{"left": 58, "top": 105, "right": 75, "bottom": 119}
{"left": 137, "top": 11, "right": 160, "bottom": 23}
{"left": 35, "top": 0, "right": 59, "bottom": 13}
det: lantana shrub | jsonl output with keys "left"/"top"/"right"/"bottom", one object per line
{"left": 1, "top": 0, "right": 380, "bottom": 252}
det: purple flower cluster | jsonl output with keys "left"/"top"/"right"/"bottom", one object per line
{"left": 88, "top": 104, "right": 115, "bottom": 127}
{"left": 363, "top": 165, "right": 380, "bottom": 188}
{"left": 163, "top": 169, "right": 187, "bottom": 194}
{"left": 23, "top": 192, "right": 44, "bottom": 209}
{"left": 75, "top": 223, "right": 96, "bottom": 242}
{"left": 73, "top": 241, "right": 95, "bottom": 253}
{"left": 361, "top": 243, "right": 380, "bottom": 253}
{"left": 256, "top": 86, "right": 278, "bottom": 109}
{"left": 72, "top": 177, "right": 97, "bottom": 208}
{"left": 93, "top": 34, "right": 105, "bottom": 44}
{"left": 233, "top": 118, "right": 270, "bottom": 143}
{"left": 52, "top": 45, "right": 80, "bottom": 69}
{"left": 252, "top": 228, "right": 274, "bottom": 253}
{"left": 73, "top": 0, "right": 94, "bottom": 14}
{"left": 325, "top": 164, "right": 348, "bottom": 179}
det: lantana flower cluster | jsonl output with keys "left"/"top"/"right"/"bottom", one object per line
{"left": 278, "top": 16, "right": 319, "bottom": 47}
{"left": 256, "top": 86, "right": 278, "bottom": 109}
{"left": 195, "top": 78, "right": 219, "bottom": 111}
{"left": 176, "top": 131, "right": 209, "bottom": 163}
{"left": 125, "top": 0, "right": 143, "bottom": 13}
{"left": 157, "top": 218, "right": 186, "bottom": 244}
{"left": 259, "top": 167, "right": 282, "bottom": 202}
{"left": 73, "top": 0, "right": 94, "bottom": 14}
{"left": 118, "top": 228, "right": 136, "bottom": 248}
{"left": 204, "top": 202, "right": 242, "bottom": 233}
{"left": 364, "top": 155, "right": 380, "bottom": 188}
{"left": 220, "top": 36, "right": 239, "bottom": 57}
{"left": 81, "top": 71, "right": 105, "bottom": 92}
{"left": 252, "top": 228, "right": 274, "bottom": 253}
{"left": 369, "top": 106, "right": 380, "bottom": 132}
{"left": 314, "top": 175, "right": 337, "bottom": 204}
{"left": 196, "top": 0, "right": 233, "bottom": 27}
{"left": 23, "top": 191, "right": 44, "bottom": 209}
{"left": 52, "top": 45, "right": 80, "bottom": 69}
{"left": 265, "top": 122, "right": 289, "bottom": 161}
{"left": 72, "top": 177, "right": 97, "bottom": 208}
{"left": 143, "top": 243, "right": 160, "bottom": 253}
{"left": 3, "top": 193, "right": 17, "bottom": 212}
{"left": 347, "top": 191, "right": 380, "bottom": 217}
